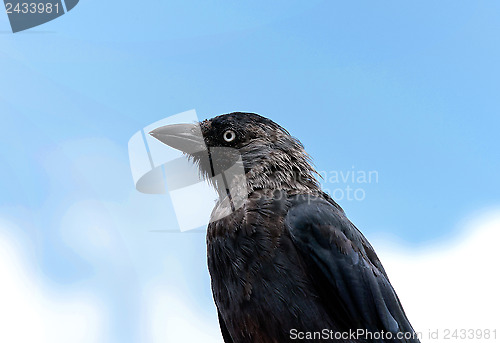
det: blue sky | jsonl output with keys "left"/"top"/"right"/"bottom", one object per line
{"left": 1, "top": 1, "right": 499, "bottom": 342}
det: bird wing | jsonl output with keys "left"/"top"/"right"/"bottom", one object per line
{"left": 218, "top": 309, "right": 234, "bottom": 343}
{"left": 285, "top": 195, "right": 419, "bottom": 343}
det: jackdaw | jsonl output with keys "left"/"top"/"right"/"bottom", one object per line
{"left": 150, "top": 112, "right": 420, "bottom": 343}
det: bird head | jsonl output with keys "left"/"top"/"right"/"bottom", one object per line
{"left": 149, "top": 112, "right": 320, "bottom": 195}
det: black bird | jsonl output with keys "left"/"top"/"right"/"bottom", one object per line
{"left": 150, "top": 112, "right": 420, "bottom": 343}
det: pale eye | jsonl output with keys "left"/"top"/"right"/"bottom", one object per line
{"left": 223, "top": 130, "right": 236, "bottom": 142}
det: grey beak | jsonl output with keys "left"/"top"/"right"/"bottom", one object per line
{"left": 149, "top": 123, "right": 206, "bottom": 154}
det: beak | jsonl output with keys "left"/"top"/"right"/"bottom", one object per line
{"left": 149, "top": 123, "right": 206, "bottom": 154}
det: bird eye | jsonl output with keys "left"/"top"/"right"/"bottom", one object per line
{"left": 223, "top": 130, "right": 236, "bottom": 142}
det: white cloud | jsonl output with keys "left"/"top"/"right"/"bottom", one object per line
{"left": 375, "top": 210, "right": 500, "bottom": 343}
{"left": 0, "top": 221, "right": 106, "bottom": 343}
{"left": 2, "top": 197, "right": 499, "bottom": 343}
{"left": 144, "top": 283, "right": 223, "bottom": 343}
